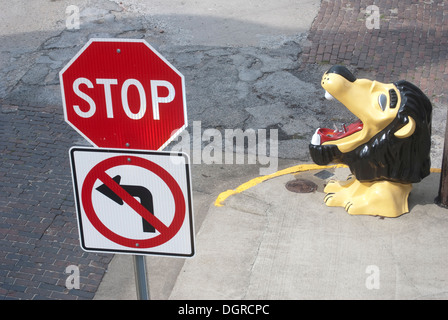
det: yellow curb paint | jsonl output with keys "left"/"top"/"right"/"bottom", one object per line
{"left": 214, "top": 164, "right": 442, "bottom": 207}
{"left": 214, "top": 163, "right": 347, "bottom": 207}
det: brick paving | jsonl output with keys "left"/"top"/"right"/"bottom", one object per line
{"left": 0, "top": 102, "right": 113, "bottom": 299}
{"left": 301, "top": 0, "right": 447, "bottom": 104}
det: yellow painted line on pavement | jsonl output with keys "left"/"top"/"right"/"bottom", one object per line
{"left": 214, "top": 164, "right": 442, "bottom": 207}
{"left": 214, "top": 163, "right": 348, "bottom": 207}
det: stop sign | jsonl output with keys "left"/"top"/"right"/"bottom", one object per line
{"left": 59, "top": 38, "right": 187, "bottom": 150}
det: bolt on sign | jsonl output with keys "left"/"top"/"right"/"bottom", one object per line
{"left": 60, "top": 38, "right": 187, "bottom": 151}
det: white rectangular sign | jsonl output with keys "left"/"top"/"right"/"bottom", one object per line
{"left": 69, "top": 147, "right": 194, "bottom": 257}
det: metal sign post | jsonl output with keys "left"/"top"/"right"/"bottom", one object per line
{"left": 437, "top": 109, "right": 448, "bottom": 208}
{"left": 133, "top": 255, "right": 150, "bottom": 300}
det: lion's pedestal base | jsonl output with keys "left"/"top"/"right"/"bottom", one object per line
{"left": 323, "top": 177, "right": 413, "bottom": 218}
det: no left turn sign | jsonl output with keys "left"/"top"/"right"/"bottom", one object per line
{"left": 69, "top": 147, "right": 194, "bottom": 257}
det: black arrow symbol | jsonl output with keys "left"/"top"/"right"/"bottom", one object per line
{"left": 96, "top": 175, "right": 155, "bottom": 233}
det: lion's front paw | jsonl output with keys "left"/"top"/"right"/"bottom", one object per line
{"left": 344, "top": 201, "right": 354, "bottom": 213}
{"left": 324, "top": 175, "right": 355, "bottom": 193}
{"left": 323, "top": 192, "right": 335, "bottom": 204}
{"left": 324, "top": 191, "right": 348, "bottom": 208}
{"left": 323, "top": 179, "right": 413, "bottom": 217}
{"left": 323, "top": 181, "right": 342, "bottom": 193}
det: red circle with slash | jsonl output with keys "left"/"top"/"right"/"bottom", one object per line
{"left": 81, "top": 155, "right": 185, "bottom": 248}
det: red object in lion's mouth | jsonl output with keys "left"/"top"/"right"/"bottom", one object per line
{"left": 313, "top": 120, "right": 363, "bottom": 145}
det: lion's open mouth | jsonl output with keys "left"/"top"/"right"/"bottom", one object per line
{"left": 311, "top": 120, "right": 363, "bottom": 145}
{"left": 310, "top": 91, "right": 364, "bottom": 145}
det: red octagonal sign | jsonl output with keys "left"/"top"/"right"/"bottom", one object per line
{"left": 60, "top": 39, "right": 187, "bottom": 150}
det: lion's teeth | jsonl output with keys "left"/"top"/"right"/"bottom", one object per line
{"left": 333, "top": 123, "right": 339, "bottom": 132}
{"left": 311, "top": 129, "right": 321, "bottom": 145}
{"left": 325, "top": 91, "right": 334, "bottom": 100}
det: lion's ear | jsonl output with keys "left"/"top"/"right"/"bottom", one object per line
{"left": 394, "top": 117, "right": 416, "bottom": 139}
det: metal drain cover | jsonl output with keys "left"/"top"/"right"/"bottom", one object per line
{"left": 285, "top": 179, "right": 318, "bottom": 193}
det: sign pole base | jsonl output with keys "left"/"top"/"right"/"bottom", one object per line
{"left": 133, "top": 255, "right": 150, "bottom": 300}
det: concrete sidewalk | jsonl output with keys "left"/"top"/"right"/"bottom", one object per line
{"left": 96, "top": 165, "right": 448, "bottom": 300}
{"left": 171, "top": 166, "right": 448, "bottom": 300}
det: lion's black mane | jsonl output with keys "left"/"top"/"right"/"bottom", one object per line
{"left": 309, "top": 80, "right": 432, "bottom": 183}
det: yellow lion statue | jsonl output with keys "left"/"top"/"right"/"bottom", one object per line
{"left": 309, "top": 65, "right": 432, "bottom": 218}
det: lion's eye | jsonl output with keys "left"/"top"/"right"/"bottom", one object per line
{"left": 378, "top": 94, "right": 387, "bottom": 111}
